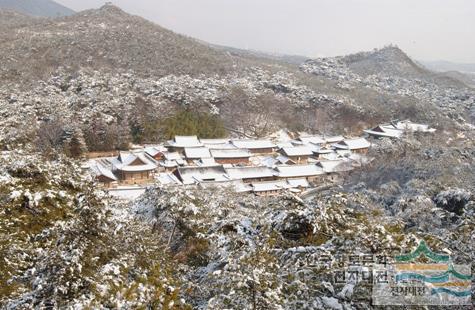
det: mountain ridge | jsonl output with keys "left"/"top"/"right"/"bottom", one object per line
{"left": 0, "top": 0, "right": 74, "bottom": 17}
{"left": 0, "top": 4, "right": 283, "bottom": 87}
{"left": 0, "top": 4, "right": 473, "bottom": 151}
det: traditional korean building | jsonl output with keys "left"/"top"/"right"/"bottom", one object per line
{"left": 90, "top": 162, "right": 118, "bottom": 188}
{"left": 156, "top": 173, "right": 182, "bottom": 186}
{"left": 324, "top": 135, "right": 345, "bottom": 144}
{"left": 312, "top": 148, "right": 336, "bottom": 159}
{"left": 275, "top": 164, "right": 325, "bottom": 181}
{"left": 251, "top": 180, "right": 288, "bottom": 196}
{"left": 231, "top": 139, "right": 277, "bottom": 154}
{"left": 279, "top": 146, "right": 313, "bottom": 164}
{"left": 298, "top": 135, "right": 325, "bottom": 145}
{"left": 166, "top": 136, "right": 203, "bottom": 152}
{"left": 210, "top": 149, "right": 251, "bottom": 165}
{"left": 333, "top": 138, "right": 371, "bottom": 154}
{"left": 174, "top": 165, "right": 229, "bottom": 185}
{"left": 194, "top": 157, "right": 218, "bottom": 167}
{"left": 363, "top": 124, "right": 403, "bottom": 139}
{"left": 144, "top": 146, "right": 167, "bottom": 161}
{"left": 200, "top": 138, "right": 230, "bottom": 145}
{"left": 184, "top": 147, "right": 212, "bottom": 164}
{"left": 159, "top": 152, "right": 186, "bottom": 172}
{"left": 275, "top": 155, "right": 296, "bottom": 165}
{"left": 364, "top": 120, "right": 435, "bottom": 139}
{"left": 225, "top": 166, "right": 276, "bottom": 183}
{"left": 111, "top": 152, "right": 157, "bottom": 185}
{"left": 203, "top": 142, "right": 237, "bottom": 150}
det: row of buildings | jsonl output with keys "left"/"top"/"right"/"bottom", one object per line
{"left": 88, "top": 120, "right": 432, "bottom": 196}
{"left": 88, "top": 134, "right": 371, "bottom": 195}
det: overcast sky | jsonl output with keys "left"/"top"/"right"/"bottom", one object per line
{"left": 56, "top": 0, "right": 475, "bottom": 63}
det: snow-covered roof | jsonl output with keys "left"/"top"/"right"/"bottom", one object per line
{"left": 313, "top": 148, "right": 335, "bottom": 154}
{"left": 144, "top": 146, "right": 165, "bottom": 157}
{"left": 112, "top": 152, "right": 157, "bottom": 172}
{"left": 91, "top": 163, "right": 117, "bottom": 181}
{"left": 164, "top": 152, "right": 183, "bottom": 161}
{"left": 159, "top": 160, "right": 180, "bottom": 168}
{"left": 364, "top": 120, "right": 435, "bottom": 139}
{"left": 203, "top": 143, "right": 237, "bottom": 150}
{"left": 198, "top": 179, "right": 246, "bottom": 190}
{"left": 231, "top": 139, "right": 276, "bottom": 150}
{"left": 184, "top": 147, "right": 212, "bottom": 159}
{"left": 199, "top": 138, "right": 230, "bottom": 144}
{"left": 364, "top": 125, "right": 403, "bottom": 138}
{"left": 260, "top": 156, "right": 279, "bottom": 168}
{"left": 251, "top": 178, "right": 309, "bottom": 192}
{"left": 210, "top": 149, "right": 251, "bottom": 159}
{"left": 225, "top": 166, "right": 276, "bottom": 180}
{"left": 318, "top": 160, "right": 354, "bottom": 173}
{"left": 280, "top": 146, "right": 313, "bottom": 157}
{"left": 167, "top": 135, "right": 203, "bottom": 148}
{"left": 275, "top": 164, "right": 325, "bottom": 178}
{"left": 195, "top": 157, "right": 217, "bottom": 166}
{"left": 156, "top": 173, "right": 182, "bottom": 186}
{"left": 334, "top": 138, "right": 371, "bottom": 150}
{"left": 324, "top": 135, "right": 345, "bottom": 143}
{"left": 176, "top": 166, "right": 229, "bottom": 185}
{"left": 276, "top": 141, "right": 294, "bottom": 149}
{"left": 276, "top": 155, "right": 295, "bottom": 165}
{"left": 299, "top": 135, "right": 325, "bottom": 144}
{"left": 235, "top": 182, "right": 253, "bottom": 193}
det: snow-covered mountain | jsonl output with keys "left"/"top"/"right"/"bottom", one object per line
{"left": 1, "top": 5, "right": 473, "bottom": 153}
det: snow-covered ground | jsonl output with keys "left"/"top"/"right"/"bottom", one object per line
{"left": 107, "top": 187, "right": 146, "bottom": 200}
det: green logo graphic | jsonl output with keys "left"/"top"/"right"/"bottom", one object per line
{"left": 373, "top": 240, "right": 472, "bottom": 305}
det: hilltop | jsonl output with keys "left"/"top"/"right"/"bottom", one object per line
{"left": 0, "top": 4, "right": 275, "bottom": 86}
{"left": 0, "top": 0, "right": 74, "bottom": 17}
{"left": 339, "top": 45, "right": 469, "bottom": 88}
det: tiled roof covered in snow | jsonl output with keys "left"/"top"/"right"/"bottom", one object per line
{"left": 225, "top": 166, "right": 276, "bottom": 180}
{"left": 184, "top": 147, "right": 212, "bottom": 159}
{"left": 231, "top": 139, "right": 276, "bottom": 150}
{"left": 211, "top": 149, "right": 251, "bottom": 159}
{"left": 275, "top": 164, "right": 325, "bottom": 178}
{"left": 280, "top": 146, "right": 313, "bottom": 157}
{"left": 175, "top": 165, "right": 229, "bottom": 185}
{"left": 334, "top": 138, "right": 371, "bottom": 150}
{"left": 167, "top": 135, "right": 203, "bottom": 148}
